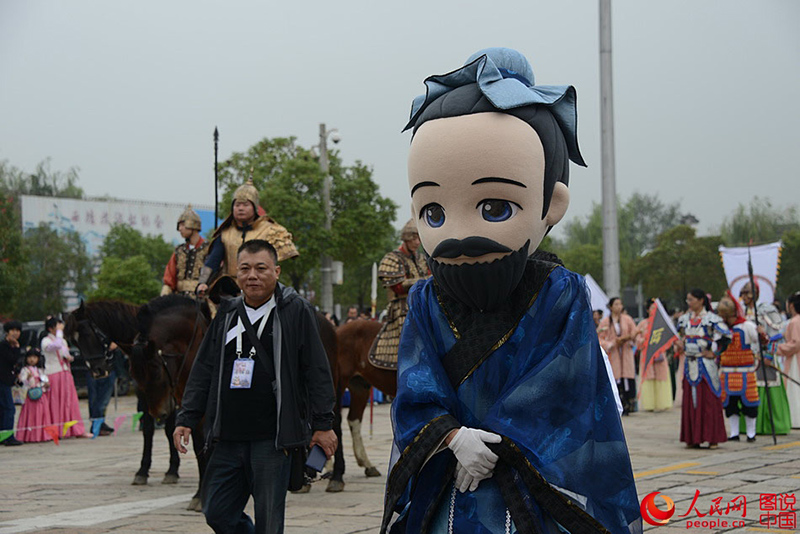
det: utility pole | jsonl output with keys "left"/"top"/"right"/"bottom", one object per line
{"left": 599, "top": 0, "right": 621, "bottom": 298}
{"left": 319, "top": 123, "right": 334, "bottom": 314}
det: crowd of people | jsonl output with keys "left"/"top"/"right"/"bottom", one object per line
{"left": 596, "top": 284, "right": 800, "bottom": 449}
{"left": 0, "top": 316, "right": 121, "bottom": 446}
{"left": 2, "top": 169, "right": 798, "bottom": 534}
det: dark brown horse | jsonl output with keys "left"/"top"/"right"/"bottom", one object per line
{"left": 65, "top": 297, "right": 209, "bottom": 512}
{"left": 334, "top": 319, "right": 395, "bottom": 479}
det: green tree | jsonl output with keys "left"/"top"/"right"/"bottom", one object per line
{"left": 15, "top": 224, "right": 93, "bottom": 320}
{"left": 560, "top": 243, "right": 603, "bottom": 282}
{"left": 1, "top": 159, "right": 86, "bottom": 318}
{"left": 0, "top": 158, "right": 83, "bottom": 199}
{"left": 777, "top": 228, "right": 800, "bottom": 299}
{"left": 720, "top": 197, "right": 800, "bottom": 247}
{"left": 555, "top": 193, "right": 684, "bottom": 286}
{"left": 100, "top": 223, "right": 174, "bottom": 279}
{"left": 90, "top": 256, "right": 160, "bottom": 304}
{"left": 0, "top": 195, "right": 27, "bottom": 317}
{"left": 631, "top": 225, "right": 726, "bottom": 311}
{"left": 217, "top": 137, "right": 397, "bottom": 293}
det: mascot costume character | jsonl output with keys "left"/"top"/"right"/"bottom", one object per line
{"left": 381, "top": 48, "right": 641, "bottom": 534}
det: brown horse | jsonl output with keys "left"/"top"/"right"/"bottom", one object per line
{"left": 334, "top": 319, "right": 395, "bottom": 479}
{"left": 65, "top": 297, "right": 209, "bottom": 512}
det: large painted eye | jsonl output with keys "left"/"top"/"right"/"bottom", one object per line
{"left": 420, "top": 203, "right": 445, "bottom": 228}
{"left": 477, "top": 199, "right": 519, "bottom": 222}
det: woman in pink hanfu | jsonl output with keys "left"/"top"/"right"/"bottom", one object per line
{"left": 15, "top": 348, "right": 53, "bottom": 442}
{"left": 41, "top": 317, "right": 88, "bottom": 438}
{"left": 598, "top": 297, "right": 638, "bottom": 415}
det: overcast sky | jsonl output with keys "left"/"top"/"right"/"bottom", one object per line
{"left": 1, "top": 1, "right": 798, "bottom": 240}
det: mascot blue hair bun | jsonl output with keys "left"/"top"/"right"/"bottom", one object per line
{"left": 381, "top": 48, "right": 642, "bottom": 534}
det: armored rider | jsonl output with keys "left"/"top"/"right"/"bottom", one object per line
{"left": 161, "top": 205, "right": 211, "bottom": 298}
{"left": 369, "top": 219, "right": 429, "bottom": 369}
{"left": 197, "top": 178, "right": 299, "bottom": 296}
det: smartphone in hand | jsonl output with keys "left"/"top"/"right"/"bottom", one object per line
{"left": 305, "top": 444, "right": 327, "bottom": 472}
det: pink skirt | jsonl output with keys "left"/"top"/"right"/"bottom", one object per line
{"left": 16, "top": 392, "right": 54, "bottom": 442}
{"left": 48, "top": 371, "right": 86, "bottom": 437}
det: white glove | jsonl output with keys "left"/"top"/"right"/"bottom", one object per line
{"left": 447, "top": 427, "right": 501, "bottom": 480}
{"left": 454, "top": 461, "right": 493, "bottom": 493}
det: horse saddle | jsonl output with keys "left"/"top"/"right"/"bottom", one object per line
{"left": 207, "top": 275, "right": 241, "bottom": 304}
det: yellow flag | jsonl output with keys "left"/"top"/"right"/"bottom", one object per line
{"left": 62, "top": 420, "right": 78, "bottom": 436}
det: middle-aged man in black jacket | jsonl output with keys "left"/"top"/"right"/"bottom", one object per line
{"left": 174, "top": 239, "right": 337, "bottom": 534}
{"left": 0, "top": 320, "right": 24, "bottom": 446}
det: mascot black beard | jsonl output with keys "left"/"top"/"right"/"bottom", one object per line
{"left": 381, "top": 48, "right": 642, "bottom": 534}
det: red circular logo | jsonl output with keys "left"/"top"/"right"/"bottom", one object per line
{"left": 640, "top": 491, "right": 676, "bottom": 526}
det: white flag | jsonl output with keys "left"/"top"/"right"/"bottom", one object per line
{"left": 718, "top": 242, "right": 782, "bottom": 304}
{"left": 584, "top": 273, "right": 609, "bottom": 318}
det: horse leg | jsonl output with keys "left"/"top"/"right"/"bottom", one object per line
{"left": 133, "top": 402, "right": 153, "bottom": 485}
{"left": 325, "top": 407, "right": 346, "bottom": 493}
{"left": 187, "top": 421, "right": 206, "bottom": 512}
{"left": 347, "top": 376, "right": 381, "bottom": 477}
{"left": 162, "top": 411, "right": 180, "bottom": 484}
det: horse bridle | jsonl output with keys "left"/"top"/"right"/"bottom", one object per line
{"left": 75, "top": 315, "right": 117, "bottom": 378}
{"left": 142, "top": 299, "right": 208, "bottom": 405}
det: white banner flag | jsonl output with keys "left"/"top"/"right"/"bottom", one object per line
{"left": 584, "top": 273, "right": 609, "bottom": 318}
{"left": 718, "top": 242, "right": 782, "bottom": 304}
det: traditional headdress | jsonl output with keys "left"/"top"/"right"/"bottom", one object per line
{"left": 177, "top": 204, "right": 202, "bottom": 231}
{"left": 404, "top": 47, "right": 585, "bottom": 167}
{"left": 233, "top": 176, "right": 259, "bottom": 211}
{"left": 718, "top": 289, "right": 746, "bottom": 325}
{"left": 740, "top": 280, "right": 761, "bottom": 299}
{"left": 400, "top": 219, "right": 418, "bottom": 241}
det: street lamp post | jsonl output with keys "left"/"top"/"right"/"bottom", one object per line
{"left": 599, "top": 0, "right": 621, "bottom": 298}
{"left": 318, "top": 123, "right": 339, "bottom": 314}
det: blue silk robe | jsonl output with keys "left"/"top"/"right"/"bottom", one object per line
{"left": 382, "top": 265, "right": 641, "bottom": 534}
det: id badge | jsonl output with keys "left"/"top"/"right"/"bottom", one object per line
{"left": 230, "top": 358, "right": 255, "bottom": 389}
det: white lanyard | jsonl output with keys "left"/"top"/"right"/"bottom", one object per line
{"left": 448, "top": 485, "right": 511, "bottom": 534}
{"left": 235, "top": 312, "right": 269, "bottom": 359}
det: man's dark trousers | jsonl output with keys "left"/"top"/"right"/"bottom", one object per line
{"left": 202, "top": 439, "right": 291, "bottom": 534}
{"left": 0, "top": 384, "right": 14, "bottom": 432}
{"left": 87, "top": 370, "right": 117, "bottom": 420}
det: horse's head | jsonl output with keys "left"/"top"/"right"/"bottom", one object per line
{"left": 131, "top": 336, "right": 176, "bottom": 423}
{"left": 64, "top": 301, "right": 113, "bottom": 379}
{"left": 132, "top": 296, "right": 208, "bottom": 423}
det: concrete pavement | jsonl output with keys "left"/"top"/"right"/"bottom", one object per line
{"left": 0, "top": 394, "right": 798, "bottom": 533}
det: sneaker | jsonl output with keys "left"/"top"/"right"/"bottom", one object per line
{"left": 747, "top": 436, "right": 757, "bottom": 443}
{"left": 3, "top": 437, "right": 23, "bottom": 446}
{"left": 728, "top": 435, "right": 740, "bottom": 441}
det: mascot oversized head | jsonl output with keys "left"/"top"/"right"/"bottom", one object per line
{"left": 405, "top": 47, "right": 585, "bottom": 311}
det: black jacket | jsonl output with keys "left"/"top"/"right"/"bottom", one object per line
{"left": 176, "top": 284, "right": 335, "bottom": 450}
{"left": 0, "top": 339, "right": 22, "bottom": 387}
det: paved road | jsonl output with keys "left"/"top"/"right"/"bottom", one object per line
{"left": 0, "top": 394, "right": 798, "bottom": 533}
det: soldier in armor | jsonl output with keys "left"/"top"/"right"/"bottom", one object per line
{"left": 717, "top": 291, "right": 760, "bottom": 442}
{"left": 197, "top": 178, "right": 298, "bottom": 296}
{"left": 161, "top": 205, "right": 211, "bottom": 298}
{"left": 739, "top": 281, "right": 792, "bottom": 434}
{"left": 369, "top": 219, "right": 430, "bottom": 369}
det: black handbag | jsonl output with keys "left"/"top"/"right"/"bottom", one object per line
{"left": 287, "top": 447, "right": 307, "bottom": 491}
